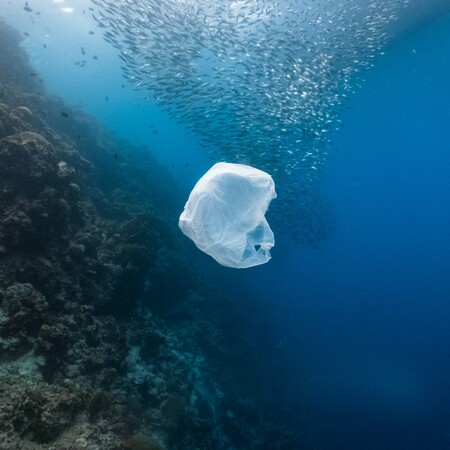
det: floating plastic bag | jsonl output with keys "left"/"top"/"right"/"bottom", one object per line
{"left": 179, "top": 162, "right": 276, "bottom": 268}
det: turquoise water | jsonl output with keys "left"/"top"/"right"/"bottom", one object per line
{"left": 1, "top": 1, "right": 450, "bottom": 448}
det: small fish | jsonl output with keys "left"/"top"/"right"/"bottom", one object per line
{"left": 43, "top": 43, "right": 47, "bottom": 49}
{"left": 90, "top": 0, "right": 406, "bottom": 244}
{"left": 105, "top": 95, "right": 109, "bottom": 102}
{"left": 81, "top": 47, "right": 86, "bottom": 55}
{"left": 23, "top": 32, "right": 29, "bottom": 37}
{"left": 24, "top": 2, "right": 32, "bottom": 12}
{"left": 92, "top": 55, "right": 98, "bottom": 60}
{"left": 29, "top": 72, "right": 38, "bottom": 77}
{"left": 61, "top": 112, "right": 69, "bottom": 118}
{"left": 89, "top": 31, "right": 95, "bottom": 35}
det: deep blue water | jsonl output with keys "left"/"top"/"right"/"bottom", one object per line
{"left": 203, "top": 12, "right": 450, "bottom": 450}
{"left": 224, "top": 13, "right": 450, "bottom": 450}
{"left": 1, "top": 1, "right": 450, "bottom": 449}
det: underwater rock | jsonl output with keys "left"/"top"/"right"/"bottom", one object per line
{"left": 56, "top": 160, "right": 76, "bottom": 181}
{"left": 1, "top": 208, "right": 36, "bottom": 249}
{"left": 0, "top": 283, "right": 48, "bottom": 357}
{"left": 66, "top": 182, "right": 81, "bottom": 201}
{"left": 0, "top": 131, "right": 58, "bottom": 188}
{"left": 139, "top": 330, "right": 166, "bottom": 363}
{"left": 87, "top": 389, "right": 113, "bottom": 419}
{"left": 0, "top": 18, "right": 303, "bottom": 450}
{"left": 160, "top": 395, "right": 187, "bottom": 422}
{"left": 0, "top": 377, "right": 86, "bottom": 444}
{"left": 59, "top": 315, "right": 127, "bottom": 378}
{"left": 69, "top": 241, "right": 85, "bottom": 258}
{"left": 36, "top": 322, "right": 71, "bottom": 357}
{"left": 14, "top": 105, "right": 33, "bottom": 120}
{"left": 123, "top": 433, "right": 164, "bottom": 450}
{"left": 0, "top": 103, "right": 11, "bottom": 134}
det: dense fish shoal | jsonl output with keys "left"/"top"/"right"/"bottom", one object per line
{"left": 93, "top": 0, "right": 408, "bottom": 244}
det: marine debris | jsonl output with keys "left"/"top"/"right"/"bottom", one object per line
{"left": 91, "top": 0, "right": 409, "bottom": 244}
{"left": 0, "top": 19, "right": 301, "bottom": 449}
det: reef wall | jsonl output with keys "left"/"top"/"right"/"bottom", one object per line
{"left": 0, "top": 19, "right": 299, "bottom": 450}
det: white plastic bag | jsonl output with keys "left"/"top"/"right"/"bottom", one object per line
{"left": 179, "top": 162, "right": 276, "bottom": 268}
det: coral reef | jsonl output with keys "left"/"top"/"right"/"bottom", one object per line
{"left": 0, "top": 19, "right": 302, "bottom": 449}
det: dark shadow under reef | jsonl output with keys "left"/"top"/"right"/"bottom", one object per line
{"left": 0, "top": 18, "right": 304, "bottom": 450}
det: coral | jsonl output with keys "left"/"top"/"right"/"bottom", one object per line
{"left": 0, "top": 283, "right": 48, "bottom": 357}
{"left": 139, "top": 330, "right": 166, "bottom": 363}
{"left": 0, "top": 18, "right": 303, "bottom": 450}
{"left": 123, "top": 433, "right": 164, "bottom": 450}
{"left": 160, "top": 395, "right": 187, "bottom": 422}
{"left": 87, "top": 390, "right": 113, "bottom": 419}
{"left": 0, "top": 377, "right": 87, "bottom": 444}
{"left": 0, "top": 132, "right": 57, "bottom": 188}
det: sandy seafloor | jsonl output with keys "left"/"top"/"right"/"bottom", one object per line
{"left": 1, "top": 3, "right": 450, "bottom": 450}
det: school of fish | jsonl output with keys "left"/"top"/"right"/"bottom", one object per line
{"left": 90, "top": 0, "right": 409, "bottom": 244}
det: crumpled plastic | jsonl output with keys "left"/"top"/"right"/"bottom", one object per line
{"left": 179, "top": 162, "right": 276, "bottom": 268}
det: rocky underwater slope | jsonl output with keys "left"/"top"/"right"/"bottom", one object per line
{"left": 0, "top": 19, "right": 299, "bottom": 450}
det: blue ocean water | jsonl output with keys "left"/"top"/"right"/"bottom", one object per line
{"left": 1, "top": 1, "right": 450, "bottom": 449}
{"left": 205, "top": 11, "right": 450, "bottom": 450}
{"left": 233, "top": 13, "right": 450, "bottom": 450}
